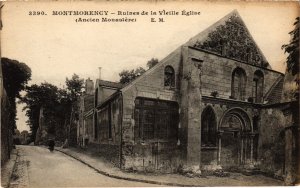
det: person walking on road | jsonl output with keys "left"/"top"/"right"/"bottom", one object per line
{"left": 48, "top": 139, "right": 55, "bottom": 152}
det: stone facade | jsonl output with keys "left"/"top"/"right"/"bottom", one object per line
{"left": 78, "top": 10, "right": 295, "bottom": 178}
{"left": 1, "top": 85, "right": 13, "bottom": 166}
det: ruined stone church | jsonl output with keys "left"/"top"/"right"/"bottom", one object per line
{"left": 77, "top": 10, "right": 290, "bottom": 176}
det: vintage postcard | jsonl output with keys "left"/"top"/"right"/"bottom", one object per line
{"left": 1, "top": 1, "right": 299, "bottom": 187}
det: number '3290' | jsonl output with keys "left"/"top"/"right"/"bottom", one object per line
{"left": 29, "top": 11, "right": 47, "bottom": 15}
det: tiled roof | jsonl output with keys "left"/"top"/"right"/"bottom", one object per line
{"left": 99, "top": 80, "right": 123, "bottom": 89}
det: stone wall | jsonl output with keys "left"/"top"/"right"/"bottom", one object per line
{"left": 200, "top": 101, "right": 255, "bottom": 168}
{"left": 122, "top": 142, "right": 181, "bottom": 173}
{"left": 188, "top": 47, "right": 283, "bottom": 102}
{"left": 89, "top": 142, "right": 120, "bottom": 167}
{"left": 201, "top": 149, "right": 218, "bottom": 165}
{"left": 85, "top": 114, "right": 94, "bottom": 141}
{"left": 1, "top": 89, "right": 12, "bottom": 166}
{"left": 180, "top": 47, "right": 202, "bottom": 168}
{"left": 119, "top": 45, "right": 282, "bottom": 172}
{"left": 93, "top": 96, "right": 122, "bottom": 145}
{"left": 258, "top": 102, "right": 299, "bottom": 184}
{"left": 258, "top": 107, "right": 286, "bottom": 177}
{"left": 110, "top": 97, "right": 122, "bottom": 144}
{"left": 120, "top": 48, "right": 182, "bottom": 172}
{"left": 97, "top": 87, "right": 117, "bottom": 105}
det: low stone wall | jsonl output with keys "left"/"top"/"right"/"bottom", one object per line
{"left": 122, "top": 142, "right": 182, "bottom": 173}
{"left": 88, "top": 142, "right": 120, "bottom": 167}
{"left": 201, "top": 149, "right": 218, "bottom": 165}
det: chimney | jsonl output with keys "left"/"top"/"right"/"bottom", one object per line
{"left": 85, "top": 78, "right": 94, "bottom": 95}
{"left": 98, "top": 67, "right": 102, "bottom": 80}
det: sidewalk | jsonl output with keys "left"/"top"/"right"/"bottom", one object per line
{"left": 55, "top": 147, "right": 283, "bottom": 186}
{"left": 1, "top": 149, "right": 18, "bottom": 188}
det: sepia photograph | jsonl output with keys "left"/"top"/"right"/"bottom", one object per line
{"left": 1, "top": 1, "right": 299, "bottom": 187}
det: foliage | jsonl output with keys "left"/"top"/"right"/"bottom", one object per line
{"left": 146, "top": 58, "right": 159, "bottom": 69}
{"left": 247, "top": 97, "right": 254, "bottom": 103}
{"left": 194, "top": 14, "right": 268, "bottom": 67}
{"left": 20, "top": 74, "right": 84, "bottom": 143}
{"left": 282, "top": 17, "right": 299, "bottom": 83}
{"left": 119, "top": 67, "right": 146, "bottom": 84}
{"left": 1, "top": 58, "right": 31, "bottom": 131}
{"left": 20, "top": 83, "right": 64, "bottom": 142}
{"left": 66, "top": 74, "right": 84, "bottom": 102}
{"left": 211, "top": 91, "right": 219, "bottom": 97}
{"left": 119, "top": 58, "right": 159, "bottom": 84}
{"left": 2, "top": 58, "right": 32, "bottom": 99}
{"left": 65, "top": 74, "right": 84, "bottom": 145}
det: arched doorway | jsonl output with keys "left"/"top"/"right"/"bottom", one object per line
{"left": 218, "top": 108, "right": 253, "bottom": 170}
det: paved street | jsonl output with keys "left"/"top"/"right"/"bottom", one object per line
{"left": 7, "top": 145, "right": 283, "bottom": 187}
{"left": 10, "top": 145, "right": 155, "bottom": 187}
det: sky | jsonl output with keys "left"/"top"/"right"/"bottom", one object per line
{"left": 1, "top": 1, "right": 298, "bottom": 131}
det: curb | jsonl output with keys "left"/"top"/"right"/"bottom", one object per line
{"left": 55, "top": 148, "right": 195, "bottom": 187}
{"left": 1, "top": 149, "right": 19, "bottom": 188}
{"left": 9, "top": 151, "right": 19, "bottom": 188}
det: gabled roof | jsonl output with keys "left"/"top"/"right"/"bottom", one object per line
{"left": 121, "top": 10, "right": 273, "bottom": 93}
{"left": 98, "top": 80, "right": 123, "bottom": 89}
{"left": 189, "top": 10, "right": 270, "bottom": 68}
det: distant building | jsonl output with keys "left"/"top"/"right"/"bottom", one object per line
{"left": 77, "top": 78, "right": 95, "bottom": 147}
{"left": 35, "top": 107, "right": 48, "bottom": 145}
{"left": 20, "top": 130, "right": 30, "bottom": 145}
{"left": 13, "top": 129, "right": 29, "bottom": 145}
{"left": 78, "top": 10, "right": 296, "bottom": 179}
{"left": 13, "top": 129, "right": 21, "bottom": 145}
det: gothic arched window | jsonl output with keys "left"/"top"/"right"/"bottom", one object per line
{"left": 253, "top": 70, "right": 264, "bottom": 103}
{"left": 201, "top": 106, "right": 217, "bottom": 147}
{"left": 164, "top": 66, "right": 175, "bottom": 89}
{"left": 231, "top": 67, "right": 247, "bottom": 100}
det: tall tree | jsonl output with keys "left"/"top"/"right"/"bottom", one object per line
{"left": 119, "top": 58, "right": 158, "bottom": 84}
{"left": 281, "top": 17, "right": 299, "bottom": 185}
{"left": 119, "top": 67, "right": 146, "bottom": 84}
{"left": 66, "top": 74, "right": 84, "bottom": 102}
{"left": 20, "top": 74, "right": 84, "bottom": 143}
{"left": 65, "top": 74, "right": 84, "bottom": 145}
{"left": 282, "top": 17, "right": 299, "bottom": 84}
{"left": 147, "top": 58, "right": 159, "bottom": 69}
{"left": 1, "top": 58, "right": 31, "bottom": 100}
{"left": 1, "top": 58, "right": 31, "bottom": 131}
{"left": 20, "top": 83, "right": 63, "bottom": 142}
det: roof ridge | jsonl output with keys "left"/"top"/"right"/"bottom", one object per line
{"left": 99, "top": 79, "right": 121, "bottom": 84}
{"left": 98, "top": 79, "right": 123, "bottom": 89}
{"left": 186, "top": 9, "right": 239, "bottom": 46}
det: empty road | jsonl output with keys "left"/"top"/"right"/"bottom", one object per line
{"left": 10, "top": 145, "right": 155, "bottom": 187}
